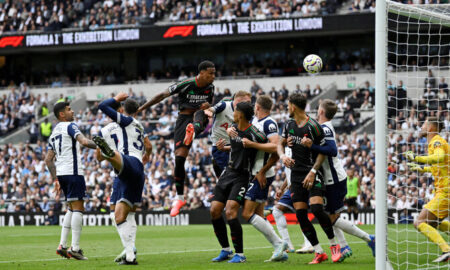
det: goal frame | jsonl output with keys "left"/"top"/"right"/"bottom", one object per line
{"left": 375, "top": 0, "right": 387, "bottom": 269}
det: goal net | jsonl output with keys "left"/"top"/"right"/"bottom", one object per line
{"left": 385, "top": 1, "right": 450, "bottom": 269}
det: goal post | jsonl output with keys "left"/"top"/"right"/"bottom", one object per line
{"left": 375, "top": 0, "right": 388, "bottom": 269}
{"left": 377, "top": 1, "right": 450, "bottom": 269}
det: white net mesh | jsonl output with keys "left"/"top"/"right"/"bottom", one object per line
{"left": 386, "top": 1, "right": 450, "bottom": 269}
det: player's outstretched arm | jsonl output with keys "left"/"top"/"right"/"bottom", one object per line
{"left": 301, "top": 137, "right": 337, "bottom": 157}
{"left": 137, "top": 90, "right": 171, "bottom": 113}
{"left": 243, "top": 134, "right": 279, "bottom": 153}
{"left": 76, "top": 133, "right": 97, "bottom": 149}
{"left": 415, "top": 148, "right": 445, "bottom": 164}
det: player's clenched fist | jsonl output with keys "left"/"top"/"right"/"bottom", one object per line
{"left": 281, "top": 155, "right": 295, "bottom": 168}
{"left": 404, "top": 151, "right": 415, "bottom": 161}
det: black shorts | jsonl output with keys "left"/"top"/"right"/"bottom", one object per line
{"left": 174, "top": 114, "right": 193, "bottom": 149}
{"left": 212, "top": 168, "right": 250, "bottom": 205}
{"left": 345, "top": 197, "right": 357, "bottom": 207}
{"left": 289, "top": 170, "right": 325, "bottom": 203}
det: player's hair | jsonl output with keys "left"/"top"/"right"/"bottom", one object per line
{"left": 53, "top": 101, "right": 70, "bottom": 119}
{"left": 427, "top": 116, "right": 444, "bottom": 132}
{"left": 198, "top": 60, "right": 215, "bottom": 72}
{"left": 320, "top": 99, "right": 338, "bottom": 120}
{"left": 288, "top": 93, "right": 307, "bottom": 111}
{"left": 256, "top": 95, "right": 273, "bottom": 112}
{"left": 234, "top": 90, "right": 251, "bottom": 99}
{"left": 124, "top": 98, "right": 139, "bottom": 115}
{"left": 236, "top": 101, "right": 254, "bottom": 121}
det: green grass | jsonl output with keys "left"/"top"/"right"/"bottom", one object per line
{"left": 0, "top": 224, "right": 376, "bottom": 270}
{"left": 387, "top": 224, "right": 449, "bottom": 270}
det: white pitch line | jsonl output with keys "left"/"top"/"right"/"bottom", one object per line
{"left": 0, "top": 241, "right": 368, "bottom": 264}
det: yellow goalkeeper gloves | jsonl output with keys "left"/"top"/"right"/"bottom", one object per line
{"left": 404, "top": 151, "right": 416, "bottom": 161}
{"left": 407, "top": 162, "right": 424, "bottom": 172}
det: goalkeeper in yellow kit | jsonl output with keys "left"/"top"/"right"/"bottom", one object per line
{"left": 405, "top": 116, "right": 450, "bottom": 263}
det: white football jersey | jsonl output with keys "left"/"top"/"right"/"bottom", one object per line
{"left": 211, "top": 99, "right": 234, "bottom": 145}
{"left": 321, "top": 121, "right": 347, "bottom": 185}
{"left": 98, "top": 98, "right": 146, "bottom": 162}
{"left": 48, "top": 122, "right": 83, "bottom": 176}
{"left": 99, "top": 121, "right": 121, "bottom": 151}
{"left": 115, "top": 115, "right": 146, "bottom": 162}
{"left": 251, "top": 115, "right": 278, "bottom": 178}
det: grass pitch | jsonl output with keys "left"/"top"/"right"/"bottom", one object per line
{"left": 0, "top": 223, "right": 423, "bottom": 270}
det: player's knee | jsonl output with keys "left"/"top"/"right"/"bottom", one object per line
{"left": 115, "top": 216, "right": 126, "bottom": 225}
{"left": 225, "top": 208, "right": 238, "bottom": 220}
{"left": 310, "top": 204, "right": 325, "bottom": 217}
{"left": 272, "top": 207, "right": 283, "bottom": 219}
{"left": 210, "top": 207, "right": 222, "bottom": 220}
{"left": 241, "top": 209, "right": 253, "bottom": 221}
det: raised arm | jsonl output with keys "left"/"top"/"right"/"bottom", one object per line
{"left": 137, "top": 90, "right": 171, "bottom": 113}
{"left": 98, "top": 93, "right": 133, "bottom": 127}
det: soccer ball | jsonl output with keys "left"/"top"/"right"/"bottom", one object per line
{"left": 303, "top": 54, "right": 323, "bottom": 74}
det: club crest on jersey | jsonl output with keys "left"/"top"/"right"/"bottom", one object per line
{"left": 268, "top": 123, "right": 277, "bottom": 133}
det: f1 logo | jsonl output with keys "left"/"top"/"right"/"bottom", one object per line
{"left": 163, "top": 26, "right": 194, "bottom": 38}
{"left": 0, "top": 36, "right": 24, "bottom": 48}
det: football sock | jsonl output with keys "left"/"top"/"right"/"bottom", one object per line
{"left": 193, "top": 110, "right": 207, "bottom": 135}
{"left": 174, "top": 156, "right": 186, "bottom": 196}
{"left": 117, "top": 220, "right": 135, "bottom": 261}
{"left": 302, "top": 232, "right": 312, "bottom": 248}
{"left": 296, "top": 209, "right": 319, "bottom": 246}
{"left": 248, "top": 214, "right": 282, "bottom": 248}
{"left": 273, "top": 207, "right": 294, "bottom": 249}
{"left": 110, "top": 211, "right": 116, "bottom": 227}
{"left": 353, "top": 211, "right": 359, "bottom": 222}
{"left": 228, "top": 218, "right": 243, "bottom": 254}
{"left": 438, "top": 220, "right": 450, "bottom": 235}
{"left": 334, "top": 216, "right": 371, "bottom": 242}
{"left": 71, "top": 211, "right": 83, "bottom": 251}
{"left": 310, "top": 204, "right": 335, "bottom": 240}
{"left": 211, "top": 217, "right": 230, "bottom": 249}
{"left": 60, "top": 210, "right": 72, "bottom": 248}
{"left": 127, "top": 212, "right": 137, "bottom": 248}
{"left": 333, "top": 226, "right": 348, "bottom": 247}
{"left": 313, "top": 244, "right": 324, "bottom": 254}
{"left": 418, "top": 222, "right": 450, "bottom": 253}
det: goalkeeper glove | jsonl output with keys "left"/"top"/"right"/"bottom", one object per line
{"left": 404, "top": 151, "right": 415, "bottom": 161}
{"left": 407, "top": 163, "right": 424, "bottom": 172}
